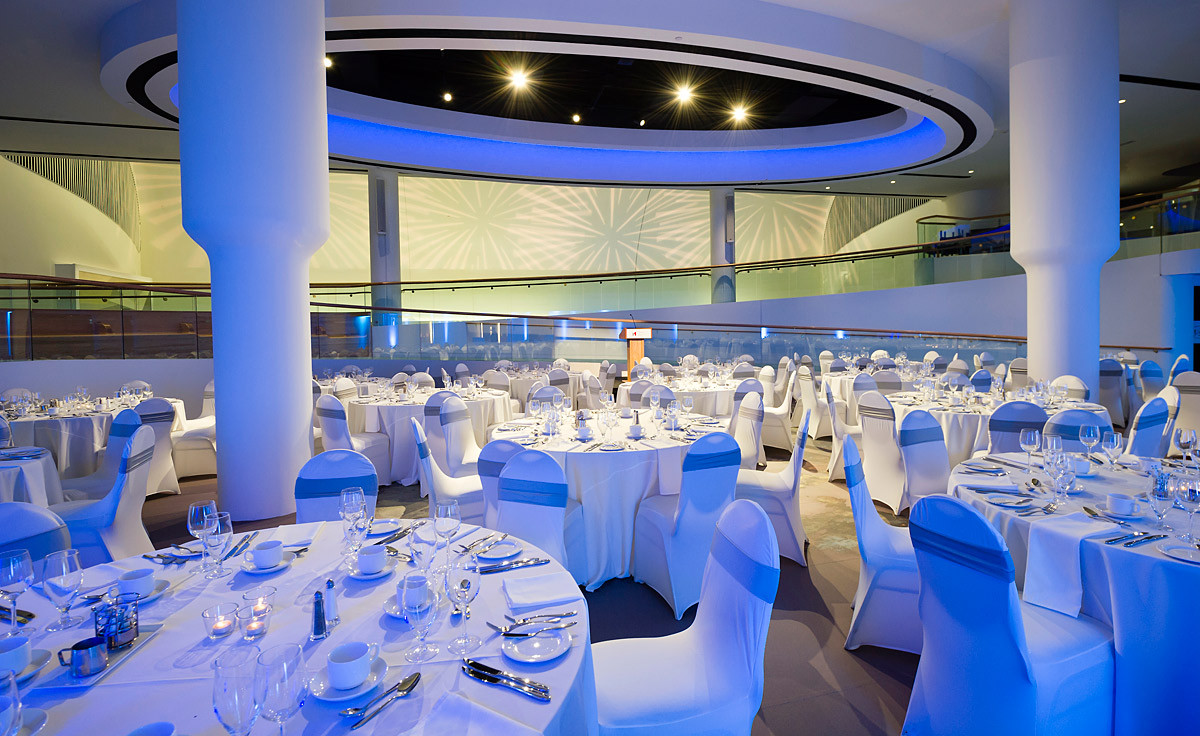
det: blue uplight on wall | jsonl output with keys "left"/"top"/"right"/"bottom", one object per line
{"left": 836, "top": 330, "right": 846, "bottom": 339}
{"left": 761, "top": 327, "right": 769, "bottom": 339}
{"left": 354, "top": 315, "right": 369, "bottom": 349}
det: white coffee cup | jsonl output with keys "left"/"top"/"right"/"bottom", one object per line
{"left": 355, "top": 545, "right": 387, "bottom": 575}
{"left": 117, "top": 568, "right": 157, "bottom": 597}
{"left": 1107, "top": 493, "right": 1141, "bottom": 516}
{"left": 0, "top": 636, "right": 30, "bottom": 675}
{"left": 247, "top": 540, "right": 283, "bottom": 569}
{"left": 577, "top": 425, "right": 593, "bottom": 441}
{"left": 620, "top": 407, "right": 633, "bottom": 419}
{"left": 327, "top": 641, "right": 380, "bottom": 690}
{"left": 629, "top": 424, "right": 645, "bottom": 439}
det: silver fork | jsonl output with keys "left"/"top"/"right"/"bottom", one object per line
{"left": 486, "top": 620, "right": 577, "bottom": 637}
{"left": 1017, "top": 499, "right": 1061, "bottom": 516}
{"left": 504, "top": 610, "right": 577, "bottom": 626}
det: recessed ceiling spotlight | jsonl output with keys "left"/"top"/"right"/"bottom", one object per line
{"left": 639, "top": 119, "right": 646, "bottom": 127}
{"left": 323, "top": 57, "right": 333, "bottom": 68}
{"left": 1119, "top": 98, "right": 1126, "bottom": 103}
{"left": 442, "top": 92, "right": 452, "bottom": 102}
{"left": 890, "top": 180, "right": 897, "bottom": 184}
{"left": 676, "top": 86, "right": 692, "bottom": 103}
{"left": 509, "top": 70, "right": 528, "bottom": 89}
{"left": 572, "top": 113, "right": 581, "bottom": 123}
{"left": 967, "top": 169, "right": 975, "bottom": 174}
{"left": 731, "top": 106, "right": 747, "bottom": 122}
{"left": 825, "top": 186, "right": 831, "bottom": 190}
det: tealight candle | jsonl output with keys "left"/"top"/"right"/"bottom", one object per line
{"left": 211, "top": 619, "right": 233, "bottom": 638}
{"left": 236, "top": 605, "right": 271, "bottom": 642}
{"left": 201, "top": 602, "right": 240, "bottom": 641}
{"left": 252, "top": 603, "right": 270, "bottom": 617}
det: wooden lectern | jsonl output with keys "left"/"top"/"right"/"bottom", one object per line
{"left": 620, "top": 327, "right": 653, "bottom": 379}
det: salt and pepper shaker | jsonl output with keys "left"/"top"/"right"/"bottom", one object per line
{"left": 309, "top": 591, "right": 328, "bottom": 641}
{"left": 324, "top": 579, "right": 340, "bottom": 627}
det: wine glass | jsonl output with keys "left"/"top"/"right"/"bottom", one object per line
{"left": 1173, "top": 475, "right": 1200, "bottom": 542}
{"left": 528, "top": 399, "right": 541, "bottom": 432}
{"left": 400, "top": 571, "right": 441, "bottom": 663}
{"left": 1019, "top": 428, "right": 1040, "bottom": 472}
{"left": 339, "top": 488, "right": 366, "bottom": 555}
{"left": 213, "top": 646, "right": 260, "bottom": 736}
{"left": 434, "top": 501, "right": 461, "bottom": 570}
{"left": 255, "top": 644, "right": 307, "bottom": 736}
{"left": 1102, "top": 431, "right": 1124, "bottom": 470}
{"left": 682, "top": 395, "right": 694, "bottom": 416}
{"left": 0, "top": 551, "right": 34, "bottom": 638}
{"left": 1174, "top": 429, "right": 1196, "bottom": 467}
{"left": 445, "top": 556, "right": 482, "bottom": 655}
{"left": 1079, "top": 424, "right": 1100, "bottom": 460}
{"left": 0, "top": 671, "right": 21, "bottom": 736}
{"left": 408, "top": 522, "right": 437, "bottom": 571}
{"left": 1050, "top": 453, "right": 1076, "bottom": 501}
{"left": 204, "top": 512, "right": 234, "bottom": 579}
{"left": 552, "top": 392, "right": 565, "bottom": 413}
{"left": 188, "top": 501, "right": 218, "bottom": 573}
{"left": 42, "top": 549, "right": 83, "bottom": 631}
{"left": 563, "top": 396, "right": 573, "bottom": 414}
{"left": 1146, "top": 469, "right": 1175, "bottom": 532}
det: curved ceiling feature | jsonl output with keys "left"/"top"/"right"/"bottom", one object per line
{"left": 100, "top": 0, "right": 996, "bottom": 186}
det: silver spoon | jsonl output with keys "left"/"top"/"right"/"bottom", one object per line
{"left": 340, "top": 672, "right": 419, "bottom": 717}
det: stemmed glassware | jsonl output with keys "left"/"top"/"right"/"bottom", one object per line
{"left": 1102, "top": 432, "right": 1124, "bottom": 470}
{"left": 1079, "top": 425, "right": 1100, "bottom": 460}
{"left": 1173, "top": 475, "right": 1200, "bottom": 543}
{"left": 408, "top": 521, "right": 437, "bottom": 571}
{"left": 1047, "top": 451, "right": 1075, "bottom": 502}
{"left": 400, "top": 571, "right": 441, "bottom": 663}
{"left": 188, "top": 501, "right": 218, "bottom": 573}
{"left": 213, "top": 647, "right": 260, "bottom": 736}
{"left": 1019, "top": 428, "right": 1040, "bottom": 472}
{"left": 204, "top": 512, "right": 235, "bottom": 579}
{"left": 0, "top": 671, "right": 21, "bottom": 736}
{"left": 528, "top": 400, "right": 542, "bottom": 436}
{"left": 0, "top": 551, "right": 34, "bottom": 638}
{"left": 681, "top": 395, "right": 694, "bottom": 416}
{"left": 434, "top": 500, "right": 461, "bottom": 572}
{"left": 445, "top": 556, "right": 482, "bottom": 656}
{"left": 1174, "top": 429, "right": 1196, "bottom": 468}
{"left": 255, "top": 644, "right": 307, "bottom": 736}
{"left": 339, "top": 488, "right": 366, "bottom": 557}
{"left": 43, "top": 549, "right": 83, "bottom": 631}
{"left": 1146, "top": 468, "right": 1175, "bottom": 532}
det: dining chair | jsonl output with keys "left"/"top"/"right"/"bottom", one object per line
{"left": 477, "top": 439, "right": 524, "bottom": 529}
{"left": 1043, "top": 409, "right": 1112, "bottom": 453}
{"left": 824, "top": 380, "right": 861, "bottom": 481}
{"left": 1124, "top": 396, "right": 1168, "bottom": 458}
{"left": 1138, "top": 360, "right": 1165, "bottom": 401}
{"left": 903, "top": 495, "right": 1113, "bottom": 736}
{"left": 121, "top": 379, "right": 152, "bottom": 392}
{"left": 594, "top": 499, "right": 778, "bottom": 735}
{"left": 577, "top": 374, "right": 604, "bottom": 410}
{"left": 873, "top": 370, "right": 903, "bottom": 395}
{"left": 1157, "top": 385, "right": 1182, "bottom": 457}
{"left": 495, "top": 448, "right": 586, "bottom": 583}
{"left": 293, "top": 449, "right": 378, "bottom": 523}
{"left": 454, "top": 363, "right": 470, "bottom": 383}
{"left": 931, "top": 356, "right": 949, "bottom": 374}
{"left": 401, "top": 363, "right": 417, "bottom": 374}
{"left": 795, "top": 366, "right": 832, "bottom": 440}
{"left": 761, "top": 366, "right": 795, "bottom": 451}
{"left": 553, "top": 358, "right": 571, "bottom": 371}
{"left": 757, "top": 365, "right": 776, "bottom": 409}
{"left": 547, "top": 369, "right": 571, "bottom": 393}
{"left": 858, "top": 391, "right": 906, "bottom": 514}
{"left": 732, "top": 362, "right": 755, "bottom": 380}
{"left": 134, "top": 397, "right": 180, "bottom": 495}
{"left": 179, "top": 378, "right": 216, "bottom": 434}
{"left": 942, "top": 373, "right": 970, "bottom": 391}
{"left": 736, "top": 410, "right": 810, "bottom": 565}
{"left": 1170, "top": 354, "right": 1191, "bottom": 384}
{"left": 440, "top": 368, "right": 454, "bottom": 388}
{"left": 1169, "top": 371, "right": 1200, "bottom": 438}
{"left": 0, "top": 416, "right": 10, "bottom": 449}
{"left": 0, "top": 503, "right": 70, "bottom": 567}
{"left": 923, "top": 350, "right": 942, "bottom": 364}
{"left": 409, "top": 418, "right": 484, "bottom": 523}
{"left": 1050, "top": 374, "right": 1090, "bottom": 400}
{"left": 978, "top": 351, "right": 998, "bottom": 370}
{"left": 633, "top": 432, "right": 741, "bottom": 618}
{"left": 1006, "top": 357, "right": 1030, "bottom": 390}
{"left": 827, "top": 358, "right": 849, "bottom": 374}
{"left": 968, "top": 369, "right": 993, "bottom": 394}
{"left": 945, "top": 358, "right": 970, "bottom": 377}
{"left": 983, "top": 401, "right": 1048, "bottom": 455}
{"left": 641, "top": 385, "right": 676, "bottom": 408}
{"left": 841, "top": 438, "right": 922, "bottom": 654}
{"left": 1116, "top": 350, "right": 1139, "bottom": 367}
{"left": 173, "top": 379, "right": 218, "bottom": 479}
{"left": 407, "top": 372, "right": 435, "bottom": 389}
{"left": 898, "top": 409, "right": 951, "bottom": 511}
{"left": 1096, "top": 358, "right": 1127, "bottom": 428}
{"left": 871, "top": 349, "right": 891, "bottom": 361}
{"left": 735, "top": 354, "right": 755, "bottom": 366}
{"left": 429, "top": 394, "right": 482, "bottom": 479}
{"left": 659, "top": 363, "right": 676, "bottom": 378}
{"left": 494, "top": 359, "right": 514, "bottom": 371}
{"left": 313, "top": 394, "right": 392, "bottom": 486}
{"left": 483, "top": 370, "right": 522, "bottom": 414}
{"left": 854, "top": 357, "right": 871, "bottom": 371}
{"left": 875, "top": 357, "right": 897, "bottom": 370}
{"left": 729, "top": 393, "right": 765, "bottom": 470}
{"left": 1124, "top": 365, "right": 1142, "bottom": 429}
{"left": 49, "top": 425, "right": 155, "bottom": 567}
{"left": 819, "top": 350, "right": 835, "bottom": 374}
{"left": 602, "top": 363, "right": 621, "bottom": 396}
{"left": 848, "top": 372, "right": 878, "bottom": 422}
{"left": 61, "top": 409, "right": 142, "bottom": 501}
{"left": 530, "top": 385, "right": 565, "bottom": 405}
{"left": 627, "top": 379, "right": 653, "bottom": 408}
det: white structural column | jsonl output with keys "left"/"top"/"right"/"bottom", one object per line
{"left": 1009, "top": 0, "right": 1118, "bottom": 389}
{"left": 178, "top": 0, "right": 330, "bottom": 520}
{"left": 710, "top": 187, "right": 736, "bottom": 303}
{"left": 368, "top": 167, "right": 402, "bottom": 353}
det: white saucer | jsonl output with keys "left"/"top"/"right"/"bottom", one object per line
{"left": 240, "top": 552, "right": 295, "bottom": 575}
{"left": 1095, "top": 503, "right": 1143, "bottom": 521}
{"left": 347, "top": 557, "right": 399, "bottom": 581}
{"left": 366, "top": 518, "right": 403, "bottom": 537}
{"left": 167, "top": 542, "right": 203, "bottom": 559}
{"left": 598, "top": 443, "right": 623, "bottom": 452}
{"left": 476, "top": 540, "right": 522, "bottom": 561}
{"left": 310, "top": 658, "right": 388, "bottom": 702}
{"left": 985, "top": 494, "right": 1032, "bottom": 509}
{"left": 16, "top": 707, "right": 46, "bottom": 736}
{"left": 1157, "top": 542, "right": 1200, "bottom": 565}
{"left": 694, "top": 417, "right": 720, "bottom": 425}
{"left": 502, "top": 629, "right": 572, "bottom": 664}
{"left": 517, "top": 437, "right": 540, "bottom": 447}
{"left": 382, "top": 595, "right": 406, "bottom": 620}
{"left": 15, "top": 649, "right": 50, "bottom": 685}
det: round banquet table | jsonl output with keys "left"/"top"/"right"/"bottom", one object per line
{"left": 20, "top": 521, "right": 597, "bottom": 736}
{"left": 0, "top": 447, "right": 63, "bottom": 506}
{"left": 614, "top": 380, "right": 735, "bottom": 418}
{"left": 510, "top": 373, "right": 582, "bottom": 411}
{"left": 347, "top": 390, "right": 515, "bottom": 486}
{"left": 490, "top": 411, "right": 729, "bottom": 590}
{"left": 949, "top": 454, "right": 1199, "bottom": 736}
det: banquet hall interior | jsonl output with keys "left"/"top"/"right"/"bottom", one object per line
{"left": 0, "top": 0, "right": 1198, "bottom": 734}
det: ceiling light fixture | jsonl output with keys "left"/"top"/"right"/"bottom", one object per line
{"left": 572, "top": 113, "right": 581, "bottom": 123}
{"left": 323, "top": 57, "right": 333, "bottom": 68}
{"left": 1119, "top": 98, "right": 1126, "bottom": 104}
{"left": 442, "top": 92, "right": 452, "bottom": 102}
{"left": 509, "top": 70, "right": 528, "bottom": 89}
{"left": 731, "top": 106, "right": 747, "bottom": 122}
{"left": 967, "top": 169, "right": 975, "bottom": 174}
{"left": 639, "top": 119, "right": 645, "bottom": 127}
{"left": 676, "top": 86, "right": 692, "bottom": 103}
{"left": 890, "top": 180, "right": 897, "bottom": 184}
{"left": 825, "top": 186, "right": 831, "bottom": 190}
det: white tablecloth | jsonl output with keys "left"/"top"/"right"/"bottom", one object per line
{"left": 21, "top": 521, "right": 597, "bottom": 736}
{"left": 0, "top": 448, "right": 63, "bottom": 506}
{"left": 490, "top": 412, "right": 726, "bottom": 590}
{"left": 826, "top": 372, "right": 917, "bottom": 419}
{"left": 950, "top": 455, "right": 1200, "bottom": 736}
{"left": 615, "top": 381, "right": 735, "bottom": 418}
{"left": 348, "top": 391, "right": 514, "bottom": 486}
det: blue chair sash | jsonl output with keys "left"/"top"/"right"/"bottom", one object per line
{"left": 110, "top": 422, "right": 139, "bottom": 438}
{"left": 1136, "top": 410, "right": 1168, "bottom": 430}
{"left": 120, "top": 447, "right": 154, "bottom": 473}
{"left": 844, "top": 459, "right": 865, "bottom": 488}
{"left": 139, "top": 411, "right": 174, "bottom": 424}
{"left": 1046, "top": 420, "right": 1102, "bottom": 442}
{"left": 0, "top": 525, "right": 69, "bottom": 562}
{"left": 682, "top": 447, "right": 741, "bottom": 472}
{"left": 971, "top": 377, "right": 991, "bottom": 391}
{"left": 416, "top": 441, "right": 431, "bottom": 459}
{"left": 899, "top": 426, "right": 943, "bottom": 446}
{"left": 909, "top": 519, "right": 1015, "bottom": 582}
{"left": 424, "top": 404, "right": 442, "bottom": 417}
{"left": 440, "top": 408, "right": 470, "bottom": 425}
{"left": 1100, "top": 367, "right": 1124, "bottom": 377}
{"left": 1142, "top": 365, "right": 1163, "bottom": 377}
{"left": 711, "top": 528, "right": 779, "bottom": 603}
{"left": 858, "top": 405, "right": 894, "bottom": 421}
{"left": 316, "top": 407, "right": 345, "bottom": 420}
{"left": 295, "top": 474, "right": 377, "bottom": 499}
{"left": 989, "top": 418, "right": 1046, "bottom": 434}
{"left": 478, "top": 458, "right": 508, "bottom": 477}
{"left": 498, "top": 477, "right": 568, "bottom": 507}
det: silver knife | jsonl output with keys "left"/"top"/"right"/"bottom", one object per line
{"left": 1125, "top": 534, "right": 1167, "bottom": 547}
{"left": 473, "top": 533, "right": 510, "bottom": 556}
{"left": 461, "top": 665, "right": 550, "bottom": 701}
{"left": 982, "top": 456, "right": 1031, "bottom": 471}
{"left": 479, "top": 557, "right": 549, "bottom": 574}
{"left": 222, "top": 531, "right": 258, "bottom": 562}
{"left": 463, "top": 658, "right": 550, "bottom": 694}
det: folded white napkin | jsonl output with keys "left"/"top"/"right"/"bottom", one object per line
{"left": 268, "top": 521, "right": 324, "bottom": 547}
{"left": 502, "top": 572, "right": 584, "bottom": 612}
{"left": 1022, "top": 512, "right": 1114, "bottom": 616}
{"left": 402, "top": 691, "right": 540, "bottom": 735}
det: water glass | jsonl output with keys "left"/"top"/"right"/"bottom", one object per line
{"left": 204, "top": 512, "right": 234, "bottom": 579}
{"left": 1174, "top": 429, "right": 1196, "bottom": 466}
{"left": 1146, "top": 469, "right": 1175, "bottom": 531}
{"left": 1019, "top": 428, "right": 1040, "bottom": 471}
{"left": 1174, "top": 475, "right": 1200, "bottom": 543}
{"left": 0, "top": 551, "right": 34, "bottom": 638}
{"left": 408, "top": 522, "right": 437, "bottom": 571}
{"left": 188, "top": 501, "right": 218, "bottom": 573}
{"left": 1079, "top": 425, "right": 1100, "bottom": 457}
{"left": 445, "top": 556, "right": 482, "bottom": 656}
{"left": 213, "top": 647, "right": 260, "bottom": 736}
{"left": 43, "top": 549, "right": 83, "bottom": 631}
{"left": 1102, "top": 432, "right": 1124, "bottom": 468}
{"left": 682, "top": 395, "right": 694, "bottom": 415}
{"left": 434, "top": 501, "right": 461, "bottom": 569}
{"left": 400, "top": 572, "right": 441, "bottom": 663}
{"left": 255, "top": 644, "right": 307, "bottom": 736}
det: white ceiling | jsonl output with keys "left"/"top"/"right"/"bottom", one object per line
{"left": 0, "top": 0, "right": 1197, "bottom": 198}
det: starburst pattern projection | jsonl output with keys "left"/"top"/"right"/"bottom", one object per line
{"left": 735, "top": 192, "right": 834, "bottom": 262}
{"left": 397, "top": 177, "right": 710, "bottom": 280}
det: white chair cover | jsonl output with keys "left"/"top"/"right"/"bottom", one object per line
{"left": 930, "top": 356, "right": 949, "bottom": 374}
{"left": 819, "top": 350, "right": 834, "bottom": 374}
{"left": 923, "top": 350, "right": 941, "bottom": 363}
{"left": 0, "top": 503, "right": 70, "bottom": 566}
{"left": 641, "top": 385, "right": 676, "bottom": 408}
{"left": 61, "top": 409, "right": 142, "bottom": 501}
{"left": 1115, "top": 350, "right": 1138, "bottom": 366}
{"left": 602, "top": 364, "right": 620, "bottom": 395}
{"left": 1006, "top": 357, "right": 1030, "bottom": 390}
{"left": 824, "top": 380, "right": 861, "bottom": 482}
{"left": 1157, "top": 386, "right": 1182, "bottom": 457}
{"left": 638, "top": 357, "right": 653, "bottom": 368}
{"left": 433, "top": 394, "right": 482, "bottom": 479}
{"left": 945, "top": 359, "right": 970, "bottom": 376}
{"left": 858, "top": 391, "right": 906, "bottom": 514}
{"left": 478, "top": 440, "right": 524, "bottom": 529}
{"left": 1097, "top": 358, "right": 1126, "bottom": 428}
{"left": 314, "top": 394, "right": 392, "bottom": 486}
{"left": 871, "top": 349, "right": 890, "bottom": 361}
{"left": 530, "top": 385, "right": 565, "bottom": 405}
{"left": 495, "top": 449, "right": 585, "bottom": 580}
{"left": 494, "top": 360, "right": 514, "bottom": 371}
{"left": 408, "top": 372, "right": 435, "bottom": 389}
{"left": 0, "top": 416, "right": 10, "bottom": 449}
{"left": 401, "top": 363, "right": 417, "bottom": 373}
{"left": 898, "top": 409, "right": 951, "bottom": 511}
{"left": 409, "top": 418, "right": 483, "bottom": 523}
{"left": 732, "top": 362, "right": 755, "bottom": 381}
{"left": 854, "top": 357, "right": 871, "bottom": 371}
{"left": 454, "top": 363, "right": 470, "bottom": 382}
{"left": 180, "top": 379, "right": 217, "bottom": 433}
{"left": 795, "top": 366, "right": 831, "bottom": 439}
{"left": 761, "top": 367, "right": 794, "bottom": 451}
{"left": 697, "top": 363, "right": 717, "bottom": 378}
{"left": 978, "top": 351, "right": 997, "bottom": 370}
{"left": 634, "top": 432, "right": 740, "bottom": 618}
{"left": 849, "top": 372, "right": 877, "bottom": 421}
{"left": 1050, "top": 374, "right": 1090, "bottom": 400}
{"left": 873, "top": 370, "right": 903, "bottom": 395}
{"left": 1124, "top": 365, "right": 1142, "bottom": 429}
{"left": 659, "top": 363, "right": 676, "bottom": 378}
{"left": 969, "top": 369, "right": 993, "bottom": 393}
{"left": 134, "top": 398, "right": 179, "bottom": 495}
{"left": 1170, "top": 354, "right": 1191, "bottom": 383}
{"left": 553, "top": 359, "right": 571, "bottom": 370}
{"left": 840, "top": 438, "right": 921, "bottom": 653}
{"left": 1044, "top": 409, "right": 1113, "bottom": 453}
{"left": 736, "top": 410, "right": 810, "bottom": 565}
{"left": 1138, "top": 360, "right": 1165, "bottom": 401}
{"left": 547, "top": 368, "right": 571, "bottom": 392}
{"left": 1125, "top": 397, "right": 1168, "bottom": 458}
{"left": 331, "top": 376, "right": 357, "bottom": 404}
{"left": 985, "top": 401, "right": 1048, "bottom": 454}
{"left": 440, "top": 368, "right": 453, "bottom": 388}
{"left": 757, "top": 365, "right": 776, "bottom": 409}
{"left": 484, "top": 371, "right": 521, "bottom": 414}
{"left": 735, "top": 354, "right": 754, "bottom": 365}
{"left": 594, "top": 499, "right": 779, "bottom": 735}
{"left": 626, "top": 380, "right": 653, "bottom": 408}
{"left": 578, "top": 374, "right": 603, "bottom": 410}
{"left": 942, "top": 373, "right": 970, "bottom": 391}
{"left": 294, "top": 449, "right": 378, "bottom": 523}
{"left": 1170, "top": 371, "right": 1200, "bottom": 437}
{"left": 174, "top": 379, "right": 217, "bottom": 479}
{"left": 390, "top": 371, "right": 409, "bottom": 383}
{"left": 875, "top": 357, "right": 896, "bottom": 370}
{"left": 903, "top": 495, "right": 1113, "bottom": 736}
{"left": 49, "top": 425, "right": 155, "bottom": 567}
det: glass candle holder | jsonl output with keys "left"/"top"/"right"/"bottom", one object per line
{"left": 241, "top": 586, "right": 277, "bottom": 618}
{"left": 201, "top": 602, "right": 239, "bottom": 641}
{"left": 236, "top": 605, "right": 270, "bottom": 642}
